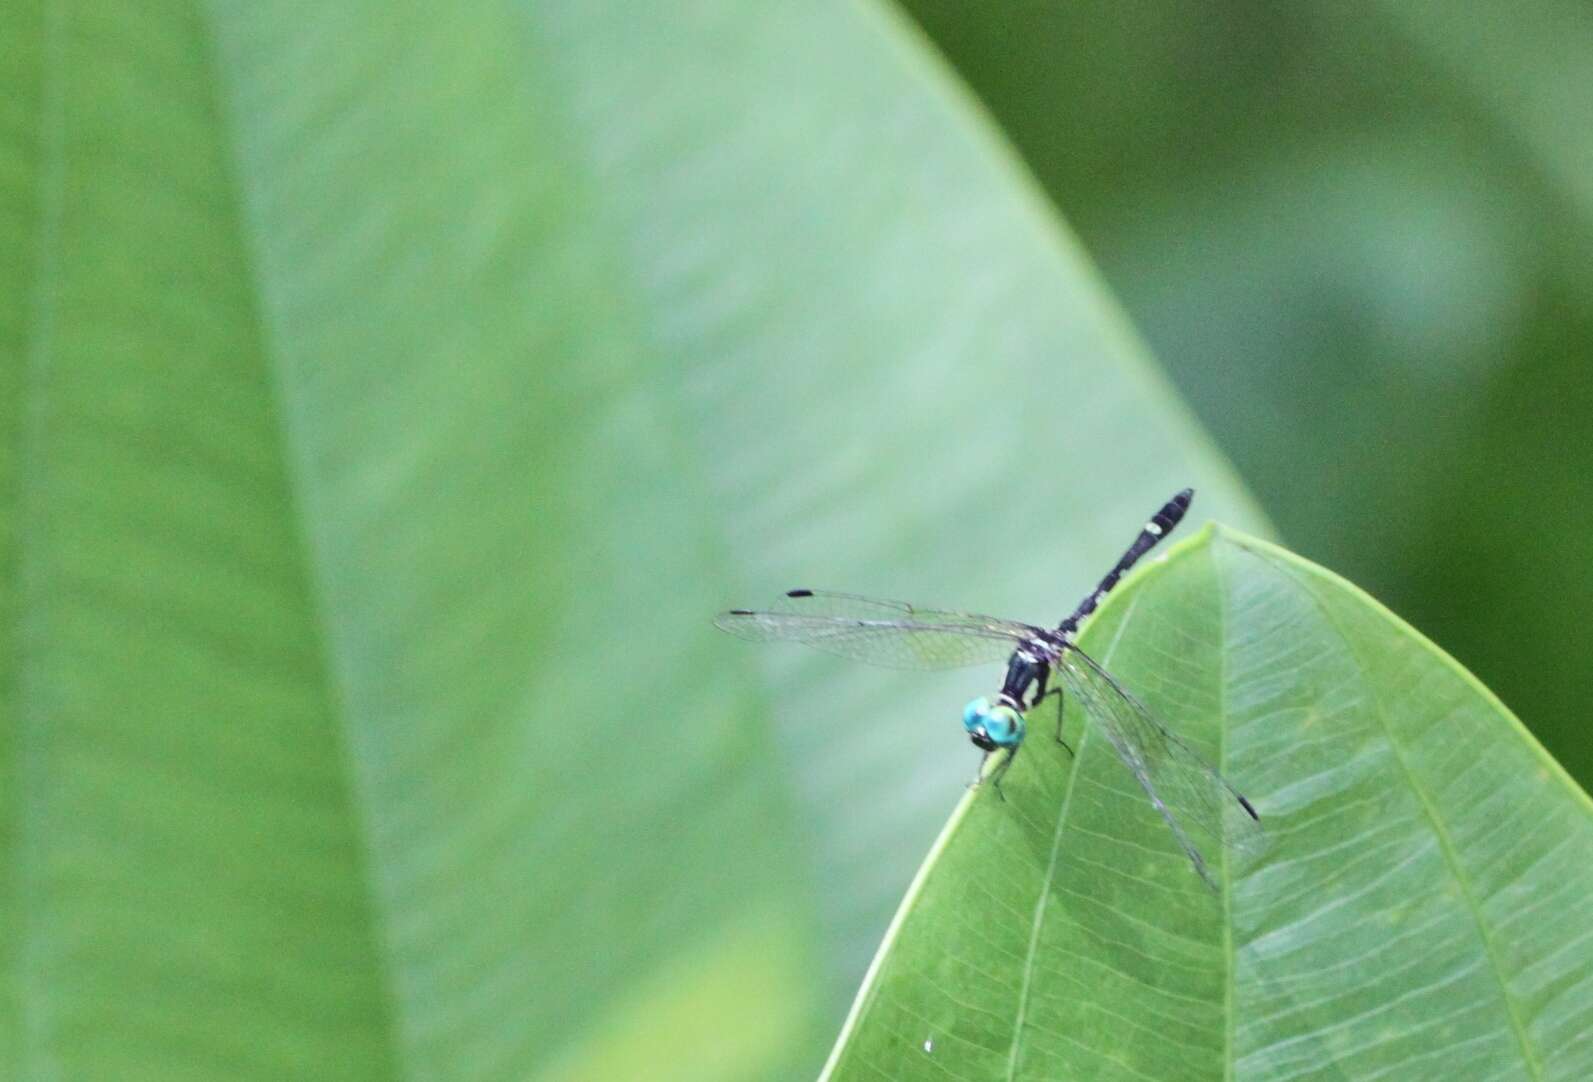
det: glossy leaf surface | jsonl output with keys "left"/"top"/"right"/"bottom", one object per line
{"left": 824, "top": 527, "right": 1593, "bottom": 1081}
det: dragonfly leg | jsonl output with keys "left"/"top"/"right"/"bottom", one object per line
{"left": 968, "top": 750, "right": 991, "bottom": 790}
{"left": 968, "top": 749, "right": 1011, "bottom": 801}
{"left": 988, "top": 746, "right": 1016, "bottom": 800}
{"left": 1034, "top": 687, "right": 1074, "bottom": 757}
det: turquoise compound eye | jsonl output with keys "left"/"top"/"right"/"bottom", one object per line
{"left": 962, "top": 696, "right": 992, "bottom": 734}
{"left": 982, "top": 704, "right": 1026, "bottom": 748}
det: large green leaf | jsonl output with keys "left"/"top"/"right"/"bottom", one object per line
{"left": 823, "top": 526, "right": 1593, "bottom": 1080}
{"left": 0, "top": 3, "right": 1265, "bottom": 1078}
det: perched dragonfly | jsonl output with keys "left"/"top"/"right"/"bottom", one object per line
{"left": 715, "top": 488, "right": 1261, "bottom": 887}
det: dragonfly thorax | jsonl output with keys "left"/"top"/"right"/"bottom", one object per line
{"left": 962, "top": 696, "right": 1025, "bottom": 751}
{"left": 999, "top": 642, "right": 1055, "bottom": 710}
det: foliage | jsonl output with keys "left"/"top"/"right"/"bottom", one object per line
{"left": 824, "top": 528, "right": 1593, "bottom": 1080}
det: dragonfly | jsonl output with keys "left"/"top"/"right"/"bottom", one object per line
{"left": 715, "top": 488, "right": 1261, "bottom": 887}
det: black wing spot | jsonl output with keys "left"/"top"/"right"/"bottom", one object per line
{"left": 1238, "top": 794, "right": 1259, "bottom": 820}
{"left": 786, "top": 588, "right": 814, "bottom": 598}
{"left": 729, "top": 609, "right": 754, "bottom": 615}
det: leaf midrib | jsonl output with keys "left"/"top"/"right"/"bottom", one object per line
{"left": 196, "top": 9, "right": 408, "bottom": 1076}
{"left": 1004, "top": 589, "right": 1144, "bottom": 1080}
{"left": 12, "top": 1, "right": 69, "bottom": 1077}
{"left": 1214, "top": 540, "right": 1237, "bottom": 1082}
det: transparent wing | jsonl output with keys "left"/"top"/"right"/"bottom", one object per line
{"left": 1055, "top": 645, "right": 1263, "bottom": 888}
{"left": 713, "top": 589, "right": 1038, "bottom": 670}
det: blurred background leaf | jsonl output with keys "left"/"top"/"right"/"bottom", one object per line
{"left": 0, "top": 2, "right": 1269, "bottom": 1079}
{"left": 824, "top": 527, "right": 1593, "bottom": 1080}
{"left": 901, "top": 0, "right": 1593, "bottom": 789}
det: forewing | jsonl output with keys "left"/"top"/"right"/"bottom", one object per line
{"left": 1055, "top": 645, "right": 1263, "bottom": 888}
{"left": 713, "top": 590, "right": 1035, "bottom": 670}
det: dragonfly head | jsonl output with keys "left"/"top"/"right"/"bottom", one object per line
{"left": 962, "top": 696, "right": 1025, "bottom": 750}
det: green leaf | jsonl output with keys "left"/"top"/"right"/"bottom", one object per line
{"left": 0, "top": 3, "right": 1267, "bottom": 1078}
{"left": 822, "top": 526, "right": 1593, "bottom": 1080}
